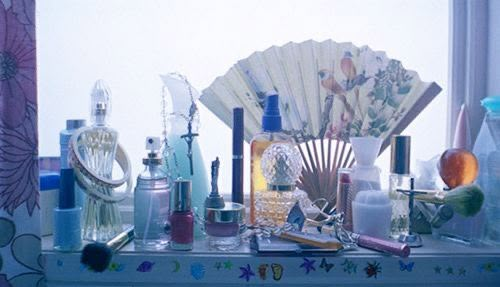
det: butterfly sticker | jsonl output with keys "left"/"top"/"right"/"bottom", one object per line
{"left": 320, "top": 258, "right": 334, "bottom": 273}
{"left": 399, "top": 260, "right": 415, "bottom": 272}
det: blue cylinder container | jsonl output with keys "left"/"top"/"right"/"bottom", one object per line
{"left": 53, "top": 168, "right": 82, "bottom": 252}
{"left": 60, "top": 119, "right": 86, "bottom": 207}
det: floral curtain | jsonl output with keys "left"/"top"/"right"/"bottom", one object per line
{"left": 0, "top": 0, "right": 43, "bottom": 286}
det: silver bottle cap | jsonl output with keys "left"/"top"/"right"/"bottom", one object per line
{"left": 66, "top": 119, "right": 86, "bottom": 130}
{"left": 390, "top": 135, "right": 411, "bottom": 174}
{"left": 171, "top": 179, "right": 191, "bottom": 212}
{"left": 205, "top": 202, "right": 244, "bottom": 224}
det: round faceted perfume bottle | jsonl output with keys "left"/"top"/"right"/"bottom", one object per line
{"left": 255, "top": 142, "right": 310, "bottom": 226}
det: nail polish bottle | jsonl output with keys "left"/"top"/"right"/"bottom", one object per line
{"left": 53, "top": 168, "right": 82, "bottom": 252}
{"left": 169, "top": 179, "right": 194, "bottom": 251}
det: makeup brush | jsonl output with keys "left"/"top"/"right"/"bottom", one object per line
{"left": 81, "top": 226, "right": 134, "bottom": 272}
{"left": 413, "top": 184, "right": 484, "bottom": 217}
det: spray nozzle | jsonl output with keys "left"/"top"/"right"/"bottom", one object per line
{"left": 143, "top": 137, "right": 162, "bottom": 164}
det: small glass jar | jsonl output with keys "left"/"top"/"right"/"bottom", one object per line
{"left": 204, "top": 202, "right": 244, "bottom": 251}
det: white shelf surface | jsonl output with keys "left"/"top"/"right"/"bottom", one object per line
{"left": 43, "top": 235, "right": 500, "bottom": 286}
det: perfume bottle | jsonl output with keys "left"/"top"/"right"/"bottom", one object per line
{"left": 81, "top": 80, "right": 123, "bottom": 242}
{"left": 250, "top": 93, "right": 292, "bottom": 224}
{"left": 60, "top": 119, "right": 86, "bottom": 208}
{"left": 169, "top": 179, "right": 194, "bottom": 251}
{"left": 389, "top": 135, "right": 412, "bottom": 239}
{"left": 54, "top": 168, "right": 82, "bottom": 252}
{"left": 161, "top": 74, "right": 209, "bottom": 238}
{"left": 134, "top": 137, "right": 170, "bottom": 250}
{"left": 255, "top": 142, "right": 310, "bottom": 226}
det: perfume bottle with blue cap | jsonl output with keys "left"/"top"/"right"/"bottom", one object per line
{"left": 250, "top": 93, "right": 292, "bottom": 224}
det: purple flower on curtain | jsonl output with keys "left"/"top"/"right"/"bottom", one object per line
{"left": 0, "top": 104, "right": 38, "bottom": 215}
{"left": 0, "top": 1, "right": 36, "bottom": 129}
{"left": 0, "top": 1, "right": 38, "bottom": 215}
{"left": 11, "top": 0, "right": 35, "bottom": 41}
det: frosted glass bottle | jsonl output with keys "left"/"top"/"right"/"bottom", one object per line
{"left": 134, "top": 137, "right": 170, "bottom": 250}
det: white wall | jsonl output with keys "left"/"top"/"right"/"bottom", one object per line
{"left": 37, "top": 0, "right": 449, "bottom": 193}
{"left": 488, "top": 0, "right": 500, "bottom": 96}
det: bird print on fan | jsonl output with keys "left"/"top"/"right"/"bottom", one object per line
{"left": 200, "top": 39, "right": 442, "bottom": 210}
{"left": 319, "top": 68, "right": 354, "bottom": 140}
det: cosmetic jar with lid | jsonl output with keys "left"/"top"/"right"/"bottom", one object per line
{"left": 204, "top": 202, "right": 244, "bottom": 250}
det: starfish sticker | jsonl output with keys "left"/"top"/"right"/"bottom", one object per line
{"left": 434, "top": 266, "right": 442, "bottom": 274}
{"left": 224, "top": 261, "right": 233, "bottom": 270}
{"left": 300, "top": 258, "right": 316, "bottom": 274}
{"left": 239, "top": 264, "right": 255, "bottom": 282}
{"left": 458, "top": 267, "right": 466, "bottom": 276}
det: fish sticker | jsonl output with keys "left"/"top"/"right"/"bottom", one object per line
{"left": 137, "top": 261, "right": 155, "bottom": 272}
{"left": 191, "top": 263, "right": 206, "bottom": 280}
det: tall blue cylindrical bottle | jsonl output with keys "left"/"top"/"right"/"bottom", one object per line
{"left": 60, "top": 119, "right": 86, "bottom": 207}
{"left": 53, "top": 168, "right": 82, "bottom": 251}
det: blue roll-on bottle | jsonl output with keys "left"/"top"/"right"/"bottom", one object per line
{"left": 53, "top": 168, "right": 82, "bottom": 252}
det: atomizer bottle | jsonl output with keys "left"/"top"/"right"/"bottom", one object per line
{"left": 134, "top": 137, "right": 170, "bottom": 250}
{"left": 389, "top": 135, "right": 413, "bottom": 239}
{"left": 250, "top": 93, "right": 292, "bottom": 224}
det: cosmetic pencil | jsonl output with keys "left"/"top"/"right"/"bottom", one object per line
{"left": 232, "top": 107, "right": 244, "bottom": 204}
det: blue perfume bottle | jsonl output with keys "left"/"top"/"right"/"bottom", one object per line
{"left": 53, "top": 168, "right": 82, "bottom": 252}
{"left": 60, "top": 119, "right": 86, "bottom": 207}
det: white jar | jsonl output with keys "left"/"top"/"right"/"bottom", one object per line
{"left": 352, "top": 190, "right": 392, "bottom": 239}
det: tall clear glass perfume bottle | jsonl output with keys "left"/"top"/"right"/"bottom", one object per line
{"left": 134, "top": 137, "right": 170, "bottom": 250}
{"left": 389, "top": 135, "right": 412, "bottom": 239}
{"left": 250, "top": 94, "right": 292, "bottom": 224}
{"left": 255, "top": 142, "right": 310, "bottom": 226}
{"left": 81, "top": 80, "right": 123, "bottom": 242}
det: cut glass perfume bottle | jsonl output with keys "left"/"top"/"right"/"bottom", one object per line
{"left": 255, "top": 142, "right": 311, "bottom": 226}
{"left": 81, "top": 80, "right": 123, "bottom": 242}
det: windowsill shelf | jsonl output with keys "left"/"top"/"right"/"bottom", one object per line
{"left": 42, "top": 234, "right": 500, "bottom": 286}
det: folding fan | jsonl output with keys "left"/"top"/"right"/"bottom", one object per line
{"left": 200, "top": 39, "right": 441, "bottom": 204}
